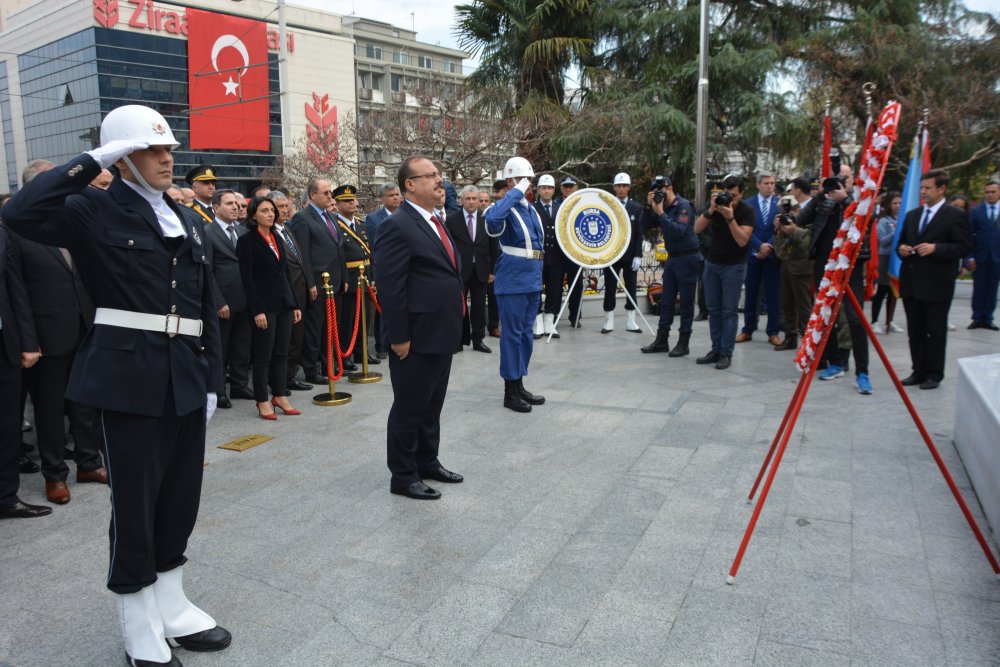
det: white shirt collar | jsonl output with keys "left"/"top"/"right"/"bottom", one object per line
{"left": 924, "top": 198, "right": 945, "bottom": 219}
{"left": 122, "top": 179, "right": 186, "bottom": 238}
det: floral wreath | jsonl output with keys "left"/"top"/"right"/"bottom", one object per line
{"left": 795, "top": 102, "right": 901, "bottom": 372}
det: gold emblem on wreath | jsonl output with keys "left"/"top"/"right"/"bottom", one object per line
{"left": 555, "top": 188, "right": 631, "bottom": 269}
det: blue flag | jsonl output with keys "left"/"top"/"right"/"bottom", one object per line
{"left": 888, "top": 131, "right": 925, "bottom": 293}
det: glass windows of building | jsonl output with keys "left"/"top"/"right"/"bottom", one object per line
{"left": 392, "top": 51, "right": 409, "bottom": 65}
{"left": 418, "top": 55, "right": 432, "bottom": 69}
{"left": 391, "top": 74, "right": 403, "bottom": 92}
{"left": 442, "top": 60, "right": 457, "bottom": 74}
{"left": 365, "top": 44, "right": 383, "bottom": 60}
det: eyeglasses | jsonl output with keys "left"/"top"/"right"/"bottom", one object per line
{"left": 408, "top": 171, "right": 441, "bottom": 181}
{"left": 319, "top": 190, "right": 333, "bottom": 196}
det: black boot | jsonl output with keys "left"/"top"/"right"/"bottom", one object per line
{"left": 668, "top": 332, "right": 691, "bottom": 357}
{"left": 517, "top": 379, "right": 545, "bottom": 405}
{"left": 504, "top": 380, "right": 531, "bottom": 412}
{"left": 641, "top": 329, "right": 671, "bottom": 353}
{"left": 773, "top": 335, "right": 797, "bottom": 351}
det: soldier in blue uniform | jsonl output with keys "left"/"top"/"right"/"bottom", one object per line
{"left": 2, "top": 105, "right": 230, "bottom": 666}
{"left": 485, "top": 157, "right": 547, "bottom": 413}
{"left": 640, "top": 176, "right": 702, "bottom": 357}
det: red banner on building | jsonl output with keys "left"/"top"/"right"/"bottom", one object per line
{"left": 187, "top": 8, "right": 270, "bottom": 150}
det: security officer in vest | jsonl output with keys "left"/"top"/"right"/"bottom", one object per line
{"left": 640, "top": 176, "right": 702, "bottom": 357}
{"left": 2, "top": 105, "right": 230, "bottom": 667}
{"left": 485, "top": 157, "right": 546, "bottom": 413}
{"left": 184, "top": 165, "right": 216, "bottom": 226}
{"left": 333, "top": 184, "right": 379, "bottom": 369}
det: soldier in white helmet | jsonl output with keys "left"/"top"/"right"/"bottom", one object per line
{"left": 601, "top": 172, "right": 645, "bottom": 333}
{"left": 485, "top": 157, "right": 547, "bottom": 412}
{"left": 3, "top": 104, "right": 230, "bottom": 666}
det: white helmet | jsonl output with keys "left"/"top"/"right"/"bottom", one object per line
{"left": 613, "top": 172, "right": 631, "bottom": 186}
{"left": 537, "top": 174, "right": 555, "bottom": 187}
{"left": 100, "top": 105, "right": 179, "bottom": 149}
{"left": 503, "top": 156, "right": 534, "bottom": 179}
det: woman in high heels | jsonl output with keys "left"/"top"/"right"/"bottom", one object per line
{"left": 237, "top": 196, "right": 302, "bottom": 419}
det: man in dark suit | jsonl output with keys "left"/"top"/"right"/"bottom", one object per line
{"left": 288, "top": 179, "right": 349, "bottom": 383}
{"left": 967, "top": 179, "right": 1000, "bottom": 330}
{"left": 185, "top": 164, "right": 216, "bottom": 225}
{"left": 270, "top": 191, "right": 316, "bottom": 391}
{"left": 333, "top": 184, "right": 378, "bottom": 369}
{"left": 364, "top": 183, "right": 402, "bottom": 359}
{"left": 896, "top": 169, "right": 973, "bottom": 389}
{"left": 447, "top": 185, "right": 496, "bottom": 352}
{"left": 2, "top": 104, "right": 230, "bottom": 664}
{"left": 0, "top": 224, "right": 49, "bottom": 520}
{"left": 601, "top": 172, "right": 646, "bottom": 333}
{"left": 375, "top": 155, "right": 465, "bottom": 500}
{"left": 204, "top": 189, "right": 252, "bottom": 407}
{"left": 14, "top": 160, "right": 105, "bottom": 506}
{"left": 736, "top": 171, "right": 782, "bottom": 346}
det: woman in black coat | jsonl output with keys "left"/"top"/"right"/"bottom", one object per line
{"left": 237, "top": 196, "right": 302, "bottom": 419}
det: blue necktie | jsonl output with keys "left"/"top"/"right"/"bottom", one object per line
{"left": 919, "top": 207, "right": 932, "bottom": 234}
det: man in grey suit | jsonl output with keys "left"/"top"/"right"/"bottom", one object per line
{"left": 205, "top": 189, "right": 252, "bottom": 407}
{"left": 287, "top": 178, "right": 348, "bottom": 383}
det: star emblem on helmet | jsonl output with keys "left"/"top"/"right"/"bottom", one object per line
{"left": 152, "top": 122, "right": 167, "bottom": 135}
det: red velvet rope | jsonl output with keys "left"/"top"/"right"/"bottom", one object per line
{"left": 367, "top": 283, "right": 382, "bottom": 314}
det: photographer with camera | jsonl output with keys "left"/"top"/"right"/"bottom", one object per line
{"left": 797, "top": 168, "right": 873, "bottom": 393}
{"left": 640, "top": 176, "right": 701, "bottom": 357}
{"left": 772, "top": 180, "right": 814, "bottom": 351}
{"left": 692, "top": 175, "right": 755, "bottom": 369}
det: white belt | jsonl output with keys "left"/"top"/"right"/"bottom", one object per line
{"left": 500, "top": 245, "right": 544, "bottom": 260}
{"left": 94, "top": 308, "right": 203, "bottom": 338}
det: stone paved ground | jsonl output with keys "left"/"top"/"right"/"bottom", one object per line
{"left": 2, "top": 283, "right": 998, "bottom": 666}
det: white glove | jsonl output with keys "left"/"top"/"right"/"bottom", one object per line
{"left": 631, "top": 257, "right": 641, "bottom": 272}
{"left": 86, "top": 139, "right": 149, "bottom": 169}
{"left": 514, "top": 177, "right": 531, "bottom": 194}
{"left": 205, "top": 392, "right": 218, "bottom": 425}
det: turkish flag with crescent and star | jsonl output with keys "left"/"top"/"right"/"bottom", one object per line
{"left": 187, "top": 8, "right": 270, "bottom": 150}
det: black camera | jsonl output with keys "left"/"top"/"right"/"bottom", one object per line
{"left": 714, "top": 191, "right": 734, "bottom": 207}
{"left": 779, "top": 197, "right": 794, "bottom": 215}
{"left": 652, "top": 190, "right": 666, "bottom": 204}
{"left": 821, "top": 176, "right": 845, "bottom": 193}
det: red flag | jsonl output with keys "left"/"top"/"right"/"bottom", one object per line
{"left": 821, "top": 114, "right": 832, "bottom": 178}
{"left": 187, "top": 9, "right": 270, "bottom": 150}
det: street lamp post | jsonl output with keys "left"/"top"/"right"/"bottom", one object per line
{"left": 695, "top": 0, "right": 709, "bottom": 207}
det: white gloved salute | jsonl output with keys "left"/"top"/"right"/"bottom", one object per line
{"left": 205, "top": 392, "right": 218, "bottom": 425}
{"left": 631, "top": 257, "right": 642, "bottom": 272}
{"left": 514, "top": 177, "right": 532, "bottom": 194}
{"left": 87, "top": 139, "right": 150, "bottom": 169}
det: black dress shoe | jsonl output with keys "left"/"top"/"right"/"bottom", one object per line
{"left": 391, "top": 481, "right": 441, "bottom": 500}
{"left": 919, "top": 378, "right": 940, "bottom": 390}
{"left": 167, "top": 625, "right": 232, "bottom": 652}
{"left": 900, "top": 374, "right": 925, "bottom": 386}
{"left": 366, "top": 355, "right": 381, "bottom": 365}
{"left": 229, "top": 386, "right": 255, "bottom": 400}
{"left": 288, "top": 380, "right": 313, "bottom": 391}
{"left": 420, "top": 467, "right": 464, "bottom": 483}
{"left": 342, "top": 359, "right": 358, "bottom": 372}
{"left": 19, "top": 455, "right": 39, "bottom": 474}
{"left": 472, "top": 340, "right": 493, "bottom": 353}
{"left": 715, "top": 355, "right": 732, "bottom": 370}
{"left": 967, "top": 322, "right": 981, "bottom": 330}
{"left": 0, "top": 499, "right": 52, "bottom": 519}
{"left": 216, "top": 395, "right": 232, "bottom": 409}
{"left": 696, "top": 350, "right": 720, "bottom": 365}
{"left": 376, "top": 349, "right": 388, "bottom": 359}
{"left": 983, "top": 323, "right": 1000, "bottom": 331}
{"left": 694, "top": 311, "right": 709, "bottom": 322}
{"left": 305, "top": 375, "right": 329, "bottom": 385}
{"left": 126, "top": 653, "right": 183, "bottom": 666}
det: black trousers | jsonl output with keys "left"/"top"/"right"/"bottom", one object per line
{"left": 302, "top": 292, "right": 338, "bottom": 377}
{"left": 602, "top": 260, "right": 637, "bottom": 312}
{"left": 902, "top": 297, "right": 951, "bottom": 381}
{"left": 549, "top": 261, "right": 583, "bottom": 322}
{"left": 463, "top": 272, "right": 489, "bottom": 344}
{"left": 487, "top": 281, "right": 499, "bottom": 329}
{"left": 250, "top": 309, "right": 293, "bottom": 402}
{"left": 99, "top": 399, "right": 205, "bottom": 593}
{"left": 218, "top": 310, "right": 251, "bottom": 392}
{"left": 24, "top": 352, "right": 102, "bottom": 481}
{"left": 386, "top": 352, "right": 451, "bottom": 486}
{"left": 0, "top": 339, "right": 23, "bottom": 507}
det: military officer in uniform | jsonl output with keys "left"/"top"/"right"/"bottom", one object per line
{"left": 601, "top": 172, "right": 645, "bottom": 333}
{"left": 2, "top": 105, "right": 230, "bottom": 666}
{"left": 185, "top": 165, "right": 216, "bottom": 225}
{"left": 333, "top": 184, "right": 379, "bottom": 369}
{"left": 485, "top": 157, "right": 547, "bottom": 413}
{"left": 532, "top": 174, "right": 564, "bottom": 339}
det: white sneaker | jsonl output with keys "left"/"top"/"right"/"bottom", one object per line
{"left": 871, "top": 323, "right": 884, "bottom": 334}
{"left": 889, "top": 322, "right": 904, "bottom": 333}
{"left": 947, "top": 322, "right": 956, "bottom": 331}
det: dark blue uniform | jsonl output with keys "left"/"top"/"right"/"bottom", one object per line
{"left": 644, "top": 195, "right": 701, "bottom": 335}
{"left": 2, "top": 153, "right": 223, "bottom": 593}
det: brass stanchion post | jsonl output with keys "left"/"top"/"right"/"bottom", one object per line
{"left": 349, "top": 264, "right": 382, "bottom": 384}
{"left": 313, "top": 272, "right": 352, "bottom": 406}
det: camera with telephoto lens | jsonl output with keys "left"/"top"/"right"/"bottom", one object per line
{"left": 714, "top": 191, "right": 734, "bottom": 207}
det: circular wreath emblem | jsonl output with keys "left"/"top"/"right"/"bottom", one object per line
{"left": 556, "top": 188, "right": 630, "bottom": 268}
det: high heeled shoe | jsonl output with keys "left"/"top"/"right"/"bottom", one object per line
{"left": 271, "top": 397, "right": 301, "bottom": 416}
{"left": 257, "top": 402, "right": 278, "bottom": 420}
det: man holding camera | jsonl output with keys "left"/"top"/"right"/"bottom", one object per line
{"left": 772, "top": 178, "right": 815, "bottom": 350}
{"left": 640, "top": 176, "right": 700, "bottom": 357}
{"left": 693, "top": 175, "right": 755, "bottom": 369}
{"left": 736, "top": 172, "right": 782, "bottom": 346}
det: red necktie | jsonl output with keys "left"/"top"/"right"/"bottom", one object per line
{"left": 431, "top": 214, "right": 465, "bottom": 316}
{"left": 323, "top": 210, "right": 340, "bottom": 242}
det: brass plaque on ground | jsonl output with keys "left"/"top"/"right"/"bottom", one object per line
{"left": 217, "top": 434, "right": 273, "bottom": 452}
